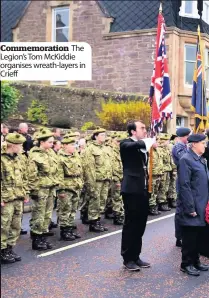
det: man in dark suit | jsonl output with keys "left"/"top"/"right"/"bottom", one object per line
{"left": 203, "top": 129, "right": 209, "bottom": 170}
{"left": 120, "top": 120, "right": 154, "bottom": 271}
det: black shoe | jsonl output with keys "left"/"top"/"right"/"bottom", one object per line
{"left": 41, "top": 236, "right": 53, "bottom": 249}
{"left": 1, "top": 249, "right": 15, "bottom": 264}
{"left": 7, "top": 246, "right": 21, "bottom": 262}
{"left": 49, "top": 221, "right": 58, "bottom": 230}
{"left": 149, "top": 206, "right": 160, "bottom": 216}
{"left": 20, "top": 229, "right": 27, "bottom": 235}
{"left": 82, "top": 218, "right": 90, "bottom": 225}
{"left": 123, "top": 261, "right": 140, "bottom": 271}
{"left": 194, "top": 262, "right": 209, "bottom": 271}
{"left": 69, "top": 227, "right": 81, "bottom": 239}
{"left": 60, "top": 227, "right": 76, "bottom": 241}
{"left": 176, "top": 239, "right": 182, "bottom": 248}
{"left": 89, "top": 221, "right": 104, "bottom": 232}
{"left": 32, "top": 235, "right": 48, "bottom": 251}
{"left": 158, "top": 203, "right": 171, "bottom": 212}
{"left": 98, "top": 221, "right": 108, "bottom": 231}
{"left": 136, "top": 258, "right": 151, "bottom": 268}
{"left": 42, "top": 231, "right": 54, "bottom": 237}
{"left": 113, "top": 217, "right": 124, "bottom": 225}
{"left": 71, "top": 225, "right": 77, "bottom": 230}
{"left": 168, "top": 199, "right": 177, "bottom": 208}
{"left": 180, "top": 265, "right": 200, "bottom": 276}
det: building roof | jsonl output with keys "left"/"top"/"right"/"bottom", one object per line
{"left": 1, "top": 0, "right": 30, "bottom": 42}
{"left": 1, "top": 0, "right": 208, "bottom": 43}
{"left": 100, "top": 0, "right": 209, "bottom": 35}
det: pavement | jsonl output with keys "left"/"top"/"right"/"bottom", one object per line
{"left": 1, "top": 210, "right": 209, "bottom": 298}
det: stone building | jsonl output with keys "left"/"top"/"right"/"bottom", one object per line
{"left": 1, "top": 0, "right": 209, "bottom": 131}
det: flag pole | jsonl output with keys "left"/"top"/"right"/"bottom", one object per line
{"left": 148, "top": 1, "right": 162, "bottom": 194}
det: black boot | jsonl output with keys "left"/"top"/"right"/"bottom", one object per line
{"left": 176, "top": 239, "right": 182, "bottom": 247}
{"left": 98, "top": 218, "right": 108, "bottom": 231}
{"left": 168, "top": 199, "right": 177, "bottom": 208}
{"left": 89, "top": 220, "right": 105, "bottom": 232}
{"left": 20, "top": 229, "right": 27, "bottom": 235}
{"left": 1, "top": 249, "right": 15, "bottom": 264}
{"left": 149, "top": 206, "right": 161, "bottom": 216}
{"left": 158, "top": 203, "right": 171, "bottom": 211}
{"left": 32, "top": 234, "right": 48, "bottom": 251}
{"left": 113, "top": 215, "right": 124, "bottom": 225}
{"left": 69, "top": 227, "right": 81, "bottom": 239}
{"left": 7, "top": 245, "right": 21, "bottom": 261}
{"left": 60, "top": 227, "right": 76, "bottom": 241}
{"left": 41, "top": 236, "right": 53, "bottom": 249}
{"left": 105, "top": 207, "right": 114, "bottom": 219}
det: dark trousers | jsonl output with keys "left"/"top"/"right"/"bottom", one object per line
{"left": 175, "top": 213, "right": 182, "bottom": 240}
{"left": 121, "top": 191, "right": 149, "bottom": 263}
{"left": 181, "top": 226, "right": 204, "bottom": 267}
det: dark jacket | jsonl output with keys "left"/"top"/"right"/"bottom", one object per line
{"left": 203, "top": 143, "right": 209, "bottom": 170}
{"left": 120, "top": 138, "right": 148, "bottom": 194}
{"left": 22, "top": 134, "right": 33, "bottom": 155}
{"left": 177, "top": 148, "right": 209, "bottom": 226}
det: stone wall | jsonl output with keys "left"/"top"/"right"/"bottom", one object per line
{"left": 12, "top": 82, "right": 148, "bottom": 128}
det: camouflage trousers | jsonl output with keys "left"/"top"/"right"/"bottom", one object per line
{"left": 167, "top": 170, "right": 177, "bottom": 201}
{"left": 30, "top": 187, "right": 54, "bottom": 235}
{"left": 149, "top": 174, "right": 163, "bottom": 207}
{"left": 57, "top": 190, "right": 79, "bottom": 227}
{"left": 1, "top": 200, "right": 23, "bottom": 249}
{"left": 88, "top": 180, "right": 110, "bottom": 221}
{"left": 106, "top": 180, "right": 124, "bottom": 216}
{"left": 157, "top": 172, "right": 171, "bottom": 204}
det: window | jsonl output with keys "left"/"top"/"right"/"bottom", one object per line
{"left": 176, "top": 116, "right": 185, "bottom": 128}
{"left": 51, "top": 7, "right": 70, "bottom": 85}
{"left": 52, "top": 7, "right": 69, "bottom": 42}
{"left": 206, "top": 49, "right": 209, "bottom": 90}
{"left": 184, "top": 44, "right": 196, "bottom": 86}
{"left": 203, "top": 1, "right": 209, "bottom": 24}
{"left": 179, "top": 1, "right": 199, "bottom": 18}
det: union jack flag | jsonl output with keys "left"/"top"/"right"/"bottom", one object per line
{"left": 149, "top": 10, "right": 172, "bottom": 133}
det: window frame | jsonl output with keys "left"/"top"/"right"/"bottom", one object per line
{"left": 179, "top": 1, "right": 200, "bottom": 18}
{"left": 176, "top": 116, "right": 185, "bottom": 128}
{"left": 203, "top": 1, "right": 209, "bottom": 24}
{"left": 51, "top": 6, "right": 70, "bottom": 86}
{"left": 184, "top": 43, "right": 197, "bottom": 87}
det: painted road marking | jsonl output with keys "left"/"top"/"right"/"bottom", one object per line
{"left": 37, "top": 213, "right": 175, "bottom": 258}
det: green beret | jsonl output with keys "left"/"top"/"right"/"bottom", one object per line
{"left": 5, "top": 133, "right": 26, "bottom": 144}
{"left": 36, "top": 129, "right": 53, "bottom": 140}
{"left": 92, "top": 127, "right": 106, "bottom": 135}
{"left": 61, "top": 137, "right": 76, "bottom": 144}
{"left": 158, "top": 133, "right": 170, "bottom": 140}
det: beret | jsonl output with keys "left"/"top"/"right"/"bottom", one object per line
{"left": 61, "top": 137, "right": 76, "bottom": 144}
{"left": 5, "top": 133, "right": 26, "bottom": 144}
{"left": 176, "top": 127, "right": 191, "bottom": 137}
{"left": 187, "top": 134, "right": 206, "bottom": 143}
{"left": 36, "top": 129, "right": 53, "bottom": 140}
{"left": 158, "top": 133, "right": 170, "bottom": 140}
{"left": 92, "top": 127, "right": 106, "bottom": 135}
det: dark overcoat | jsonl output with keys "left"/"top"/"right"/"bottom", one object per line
{"left": 177, "top": 148, "right": 209, "bottom": 226}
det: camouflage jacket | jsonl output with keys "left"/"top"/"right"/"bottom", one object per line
{"left": 112, "top": 146, "right": 123, "bottom": 181}
{"left": 160, "top": 146, "right": 173, "bottom": 172}
{"left": 82, "top": 141, "right": 112, "bottom": 196}
{"left": 27, "top": 146, "right": 59, "bottom": 192}
{"left": 152, "top": 147, "right": 164, "bottom": 175}
{"left": 58, "top": 149, "right": 83, "bottom": 192}
{"left": 1, "top": 152, "right": 27, "bottom": 202}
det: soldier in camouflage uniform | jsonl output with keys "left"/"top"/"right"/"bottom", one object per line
{"left": 156, "top": 134, "right": 172, "bottom": 212}
{"left": 109, "top": 134, "right": 124, "bottom": 225}
{"left": 82, "top": 128, "right": 112, "bottom": 232}
{"left": 149, "top": 140, "right": 164, "bottom": 215}
{"left": 167, "top": 135, "right": 177, "bottom": 208}
{"left": 28, "top": 128, "right": 59, "bottom": 250}
{"left": 57, "top": 137, "right": 83, "bottom": 241}
{"left": 1, "top": 133, "right": 27, "bottom": 263}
